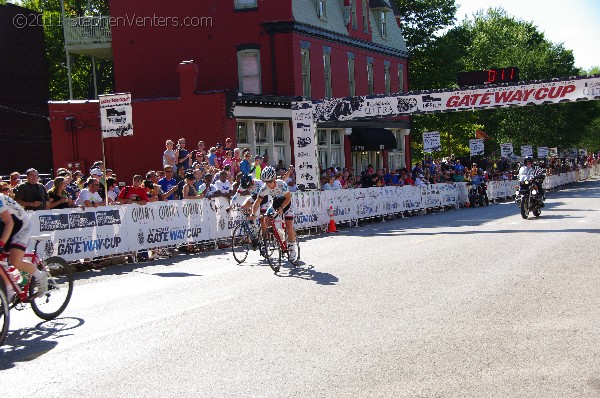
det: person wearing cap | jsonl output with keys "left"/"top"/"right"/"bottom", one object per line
{"left": 251, "top": 155, "right": 262, "bottom": 180}
{"left": 414, "top": 173, "right": 428, "bottom": 187}
{"left": 14, "top": 168, "right": 50, "bottom": 211}
{"left": 88, "top": 168, "right": 107, "bottom": 201}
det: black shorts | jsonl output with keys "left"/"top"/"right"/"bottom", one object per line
{"left": 0, "top": 215, "right": 30, "bottom": 251}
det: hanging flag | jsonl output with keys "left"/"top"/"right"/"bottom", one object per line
{"left": 99, "top": 93, "right": 134, "bottom": 138}
{"left": 475, "top": 129, "right": 491, "bottom": 140}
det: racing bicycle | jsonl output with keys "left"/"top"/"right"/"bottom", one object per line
{"left": 0, "top": 235, "right": 74, "bottom": 346}
{"left": 263, "top": 211, "right": 301, "bottom": 273}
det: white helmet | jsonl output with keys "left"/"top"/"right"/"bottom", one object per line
{"left": 260, "top": 166, "right": 276, "bottom": 182}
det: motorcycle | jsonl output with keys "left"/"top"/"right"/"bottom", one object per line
{"left": 468, "top": 181, "right": 489, "bottom": 207}
{"left": 515, "top": 173, "right": 545, "bottom": 219}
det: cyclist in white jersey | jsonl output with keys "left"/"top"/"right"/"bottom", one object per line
{"left": 0, "top": 193, "right": 47, "bottom": 296}
{"left": 250, "top": 166, "right": 297, "bottom": 261}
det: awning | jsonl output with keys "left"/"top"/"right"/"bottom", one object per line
{"left": 351, "top": 128, "right": 397, "bottom": 151}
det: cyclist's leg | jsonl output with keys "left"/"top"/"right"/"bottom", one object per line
{"left": 6, "top": 220, "right": 35, "bottom": 274}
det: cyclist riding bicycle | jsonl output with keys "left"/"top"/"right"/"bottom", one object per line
{"left": 0, "top": 192, "right": 48, "bottom": 297}
{"left": 250, "top": 166, "right": 297, "bottom": 261}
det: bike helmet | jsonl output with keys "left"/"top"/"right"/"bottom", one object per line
{"left": 260, "top": 166, "right": 276, "bottom": 182}
{"left": 240, "top": 174, "right": 253, "bottom": 189}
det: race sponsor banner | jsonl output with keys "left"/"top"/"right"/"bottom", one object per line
{"left": 293, "top": 190, "right": 322, "bottom": 229}
{"left": 470, "top": 139, "right": 484, "bottom": 155}
{"left": 398, "top": 185, "right": 424, "bottom": 211}
{"left": 308, "top": 76, "right": 600, "bottom": 122}
{"left": 29, "top": 206, "right": 127, "bottom": 261}
{"left": 500, "top": 143, "right": 513, "bottom": 158}
{"left": 521, "top": 145, "right": 533, "bottom": 157}
{"left": 99, "top": 93, "right": 133, "bottom": 138}
{"left": 424, "top": 184, "right": 442, "bottom": 208}
{"left": 438, "top": 183, "right": 459, "bottom": 206}
{"left": 423, "top": 131, "right": 441, "bottom": 153}
{"left": 291, "top": 101, "right": 319, "bottom": 190}
{"left": 537, "top": 146, "right": 548, "bottom": 158}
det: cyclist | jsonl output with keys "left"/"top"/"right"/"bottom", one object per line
{"left": 250, "top": 166, "right": 297, "bottom": 261}
{"left": 0, "top": 192, "right": 47, "bottom": 297}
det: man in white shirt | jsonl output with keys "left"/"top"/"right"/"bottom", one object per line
{"left": 75, "top": 178, "right": 104, "bottom": 208}
{"left": 212, "top": 171, "right": 232, "bottom": 199}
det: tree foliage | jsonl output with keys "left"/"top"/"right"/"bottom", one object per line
{"left": 16, "top": 0, "right": 113, "bottom": 100}
{"left": 400, "top": 5, "right": 600, "bottom": 160}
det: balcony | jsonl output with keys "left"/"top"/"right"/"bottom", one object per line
{"left": 63, "top": 16, "right": 112, "bottom": 60}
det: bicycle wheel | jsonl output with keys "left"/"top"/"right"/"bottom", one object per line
{"left": 30, "top": 256, "right": 74, "bottom": 321}
{"left": 0, "top": 282, "right": 9, "bottom": 347}
{"left": 231, "top": 223, "right": 251, "bottom": 264}
{"left": 263, "top": 229, "right": 281, "bottom": 273}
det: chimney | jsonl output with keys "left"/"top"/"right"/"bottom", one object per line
{"left": 177, "top": 60, "right": 199, "bottom": 99}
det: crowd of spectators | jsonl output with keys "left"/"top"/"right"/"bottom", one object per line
{"left": 0, "top": 146, "right": 597, "bottom": 209}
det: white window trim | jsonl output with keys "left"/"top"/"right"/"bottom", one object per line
{"left": 367, "top": 61, "right": 374, "bottom": 95}
{"left": 237, "top": 49, "right": 262, "bottom": 94}
{"left": 348, "top": 57, "right": 355, "bottom": 97}
{"left": 317, "top": 129, "right": 344, "bottom": 168}
{"left": 316, "top": 0, "right": 327, "bottom": 20}
{"left": 301, "top": 48, "right": 312, "bottom": 98}
{"left": 324, "top": 52, "right": 332, "bottom": 98}
{"left": 236, "top": 120, "right": 290, "bottom": 167}
{"left": 384, "top": 64, "right": 391, "bottom": 94}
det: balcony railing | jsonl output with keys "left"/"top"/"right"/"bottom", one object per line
{"left": 64, "top": 16, "right": 112, "bottom": 45}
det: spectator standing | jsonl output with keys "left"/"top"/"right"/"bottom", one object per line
{"left": 232, "top": 148, "right": 242, "bottom": 175}
{"left": 240, "top": 151, "right": 252, "bottom": 175}
{"left": 106, "top": 177, "right": 120, "bottom": 204}
{"left": 207, "top": 147, "right": 217, "bottom": 167}
{"left": 182, "top": 173, "right": 200, "bottom": 199}
{"left": 224, "top": 137, "right": 234, "bottom": 152}
{"left": 117, "top": 175, "right": 149, "bottom": 205}
{"left": 261, "top": 153, "right": 270, "bottom": 169}
{"left": 47, "top": 177, "right": 74, "bottom": 209}
{"left": 8, "top": 172, "right": 20, "bottom": 190}
{"left": 212, "top": 170, "right": 232, "bottom": 199}
{"left": 163, "top": 140, "right": 176, "bottom": 167}
{"left": 215, "top": 143, "right": 226, "bottom": 168}
{"left": 176, "top": 138, "right": 191, "bottom": 170}
{"left": 89, "top": 168, "right": 106, "bottom": 200}
{"left": 14, "top": 168, "right": 49, "bottom": 210}
{"left": 198, "top": 174, "right": 216, "bottom": 199}
{"left": 75, "top": 178, "right": 103, "bottom": 207}
{"left": 158, "top": 166, "right": 178, "bottom": 200}
{"left": 251, "top": 155, "right": 262, "bottom": 180}
{"left": 191, "top": 140, "right": 208, "bottom": 166}
{"left": 331, "top": 172, "right": 343, "bottom": 190}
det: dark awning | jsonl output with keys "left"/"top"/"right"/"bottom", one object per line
{"left": 351, "top": 128, "right": 397, "bottom": 151}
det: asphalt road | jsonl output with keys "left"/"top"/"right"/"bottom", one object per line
{"left": 2, "top": 178, "right": 600, "bottom": 398}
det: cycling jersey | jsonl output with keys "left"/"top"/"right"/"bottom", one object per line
{"left": 0, "top": 193, "right": 31, "bottom": 250}
{"left": 257, "top": 180, "right": 293, "bottom": 219}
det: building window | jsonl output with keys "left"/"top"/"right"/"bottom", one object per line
{"left": 237, "top": 120, "right": 290, "bottom": 166}
{"left": 255, "top": 122, "right": 267, "bottom": 144}
{"left": 274, "top": 122, "right": 285, "bottom": 142}
{"left": 234, "top": 0, "right": 257, "bottom": 9}
{"left": 398, "top": 64, "right": 404, "bottom": 92}
{"left": 348, "top": 56, "right": 355, "bottom": 97}
{"left": 384, "top": 62, "right": 391, "bottom": 94}
{"left": 317, "top": 129, "right": 344, "bottom": 169}
{"left": 367, "top": 59, "right": 374, "bottom": 95}
{"left": 387, "top": 129, "right": 406, "bottom": 170}
{"left": 350, "top": 0, "right": 357, "bottom": 29}
{"left": 238, "top": 50, "right": 261, "bottom": 94}
{"left": 301, "top": 48, "right": 311, "bottom": 98}
{"left": 379, "top": 10, "right": 387, "bottom": 37}
{"left": 236, "top": 121, "right": 249, "bottom": 144}
{"left": 316, "top": 0, "right": 327, "bottom": 19}
{"left": 362, "top": 0, "right": 369, "bottom": 32}
{"left": 323, "top": 48, "right": 332, "bottom": 98}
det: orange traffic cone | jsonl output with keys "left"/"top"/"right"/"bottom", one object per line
{"left": 327, "top": 206, "right": 338, "bottom": 233}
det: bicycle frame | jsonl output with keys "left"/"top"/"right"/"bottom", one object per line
{"left": 0, "top": 240, "right": 43, "bottom": 304}
{"left": 264, "top": 214, "right": 288, "bottom": 253}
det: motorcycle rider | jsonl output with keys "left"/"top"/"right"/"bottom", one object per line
{"left": 519, "top": 157, "right": 545, "bottom": 201}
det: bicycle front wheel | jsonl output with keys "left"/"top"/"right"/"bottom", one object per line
{"left": 0, "top": 283, "right": 9, "bottom": 347}
{"left": 231, "top": 224, "right": 251, "bottom": 264}
{"left": 30, "top": 256, "right": 74, "bottom": 321}
{"left": 263, "top": 229, "right": 281, "bottom": 273}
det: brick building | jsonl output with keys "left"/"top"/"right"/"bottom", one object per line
{"left": 50, "top": 0, "right": 411, "bottom": 180}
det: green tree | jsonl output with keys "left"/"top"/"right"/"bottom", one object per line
{"left": 18, "top": 0, "right": 113, "bottom": 100}
{"left": 394, "top": 0, "right": 457, "bottom": 51}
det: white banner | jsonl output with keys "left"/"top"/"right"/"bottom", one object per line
{"left": 291, "top": 101, "right": 319, "bottom": 190}
{"left": 99, "top": 93, "right": 133, "bottom": 138}
{"left": 537, "top": 147, "right": 549, "bottom": 158}
{"left": 470, "top": 139, "right": 485, "bottom": 155}
{"left": 521, "top": 145, "right": 533, "bottom": 157}
{"left": 423, "top": 131, "right": 441, "bottom": 153}
{"left": 500, "top": 143, "right": 514, "bottom": 158}
{"left": 579, "top": 148, "right": 588, "bottom": 156}
{"left": 549, "top": 147, "right": 558, "bottom": 158}
{"left": 309, "top": 76, "right": 600, "bottom": 122}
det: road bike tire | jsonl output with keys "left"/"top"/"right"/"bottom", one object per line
{"left": 0, "top": 281, "right": 9, "bottom": 347}
{"left": 231, "top": 224, "right": 251, "bottom": 264}
{"left": 263, "top": 229, "right": 281, "bottom": 273}
{"left": 520, "top": 197, "right": 530, "bottom": 219}
{"left": 30, "top": 256, "right": 74, "bottom": 321}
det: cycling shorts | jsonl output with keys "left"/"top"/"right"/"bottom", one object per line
{"left": 0, "top": 214, "right": 31, "bottom": 251}
{"left": 271, "top": 196, "right": 294, "bottom": 220}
